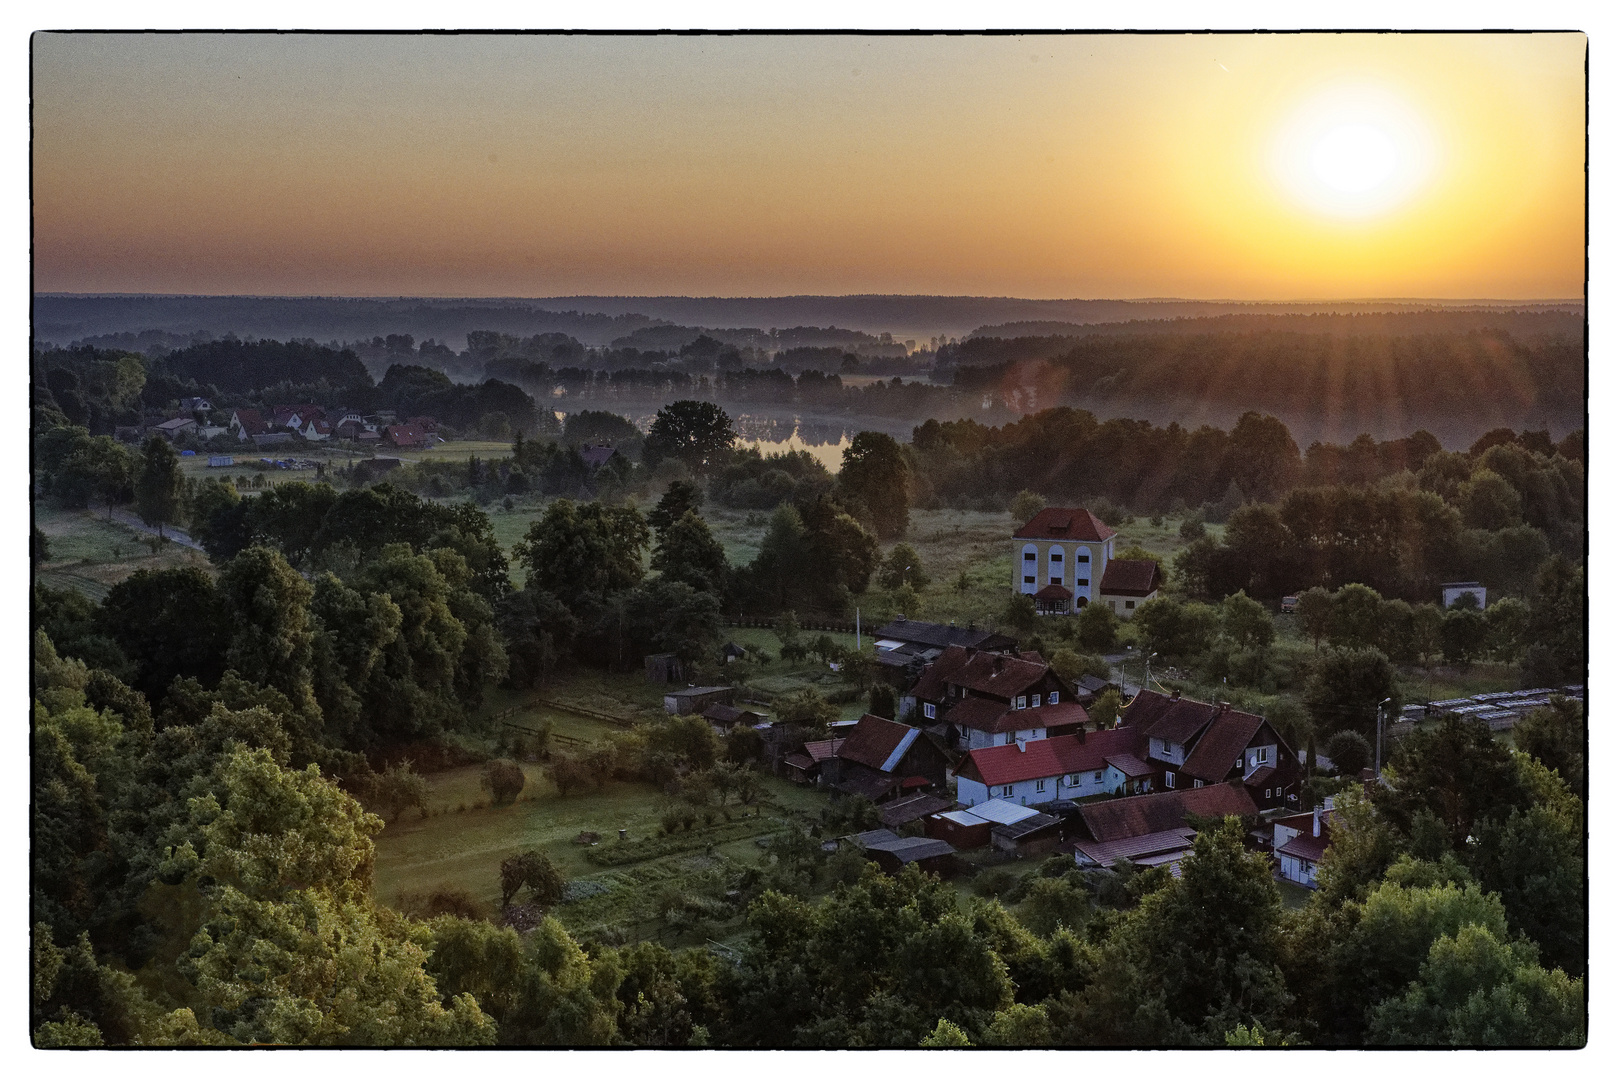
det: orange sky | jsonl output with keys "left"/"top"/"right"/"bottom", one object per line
{"left": 31, "top": 33, "right": 1586, "bottom": 300}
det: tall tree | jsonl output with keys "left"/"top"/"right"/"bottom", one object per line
{"left": 642, "top": 400, "right": 737, "bottom": 474}
{"left": 651, "top": 510, "right": 730, "bottom": 596}
{"left": 837, "top": 431, "right": 912, "bottom": 540}
{"left": 133, "top": 436, "right": 183, "bottom": 538}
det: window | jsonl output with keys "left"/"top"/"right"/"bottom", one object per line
{"left": 1035, "top": 779, "right": 1046, "bottom": 793}
{"left": 1067, "top": 773, "right": 1080, "bottom": 785}
{"left": 1111, "top": 600, "right": 1119, "bottom": 611}
{"left": 1031, "top": 694, "right": 1041, "bottom": 708}
{"left": 1075, "top": 577, "right": 1089, "bottom": 587}
{"left": 1016, "top": 696, "right": 1026, "bottom": 709}
{"left": 1094, "top": 770, "right": 1104, "bottom": 781}
{"left": 1001, "top": 786, "right": 1014, "bottom": 797}
{"left": 1265, "top": 788, "right": 1273, "bottom": 798}
{"left": 1076, "top": 551, "right": 1089, "bottom": 562}
{"left": 1050, "top": 577, "right": 1061, "bottom": 586}
{"left": 1024, "top": 550, "right": 1035, "bottom": 561}
{"left": 1024, "top": 575, "right": 1035, "bottom": 584}
{"left": 1049, "top": 691, "right": 1059, "bottom": 704}
{"left": 1125, "top": 600, "right": 1136, "bottom": 609}
{"left": 1050, "top": 551, "right": 1063, "bottom": 562}
{"left": 1194, "top": 779, "right": 1204, "bottom": 788}
{"left": 923, "top": 703, "right": 936, "bottom": 719}
{"left": 1164, "top": 772, "right": 1175, "bottom": 789}
{"left": 1004, "top": 733, "right": 1015, "bottom": 745}
{"left": 1256, "top": 746, "right": 1270, "bottom": 763}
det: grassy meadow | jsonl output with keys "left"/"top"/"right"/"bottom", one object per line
{"left": 34, "top": 504, "right": 214, "bottom": 600}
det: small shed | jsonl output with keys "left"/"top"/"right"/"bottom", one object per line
{"left": 663, "top": 686, "right": 735, "bottom": 715}
{"left": 878, "top": 793, "right": 953, "bottom": 830}
{"left": 644, "top": 653, "right": 684, "bottom": 684}
{"left": 926, "top": 809, "right": 994, "bottom": 851}
{"left": 721, "top": 642, "right": 748, "bottom": 663}
{"left": 702, "top": 703, "right": 763, "bottom": 735}
{"left": 852, "top": 830, "right": 959, "bottom": 877}
{"left": 208, "top": 455, "right": 234, "bottom": 468}
{"left": 990, "top": 811, "right": 1065, "bottom": 855}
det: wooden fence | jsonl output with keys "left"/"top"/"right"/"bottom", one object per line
{"left": 486, "top": 696, "right": 640, "bottom": 730}
{"left": 727, "top": 615, "right": 860, "bottom": 634}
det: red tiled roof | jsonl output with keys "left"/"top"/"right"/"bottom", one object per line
{"left": 1079, "top": 783, "right": 1258, "bottom": 843}
{"left": 949, "top": 697, "right": 1092, "bottom": 735}
{"left": 1099, "top": 559, "right": 1162, "bottom": 597}
{"left": 802, "top": 738, "right": 845, "bottom": 763}
{"left": 835, "top": 714, "right": 916, "bottom": 772}
{"left": 958, "top": 727, "right": 1146, "bottom": 787}
{"left": 1013, "top": 507, "right": 1117, "bottom": 542}
{"left": 909, "top": 645, "right": 972, "bottom": 703}
{"left": 949, "top": 652, "right": 1050, "bottom": 698}
{"left": 1180, "top": 708, "right": 1268, "bottom": 783}
{"left": 1034, "top": 583, "right": 1073, "bottom": 601}
{"left": 1105, "top": 752, "right": 1155, "bottom": 778}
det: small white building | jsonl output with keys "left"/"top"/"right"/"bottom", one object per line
{"left": 1441, "top": 582, "right": 1487, "bottom": 609}
{"left": 1273, "top": 802, "right": 1335, "bottom": 889}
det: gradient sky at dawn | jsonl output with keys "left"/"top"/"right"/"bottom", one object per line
{"left": 32, "top": 32, "right": 1586, "bottom": 300}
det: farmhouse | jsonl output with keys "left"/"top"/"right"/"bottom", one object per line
{"left": 954, "top": 724, "right": 1154, "bottom": 807}
{"left": 822, "top": 713, "right": 950, "bottom": 801}
{"left": 1122, "top": 689, "right": 1302, "bottom": 810}
{"left": 907, "top": 648, "right": 1074, "bottom": 750}
{"left": 384, "top": 423, "right": 430, "bottom": 449}
{"left": 1097, "top": 558, "right": 1163, "bottom": 616}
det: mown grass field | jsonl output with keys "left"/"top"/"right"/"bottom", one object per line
{"left": 34, "top": 505, "right": 214, "bottom": 600}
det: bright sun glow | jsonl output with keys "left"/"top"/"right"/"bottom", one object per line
{"left": 1271, "top": 83, "right": 1438, "bottom": 219}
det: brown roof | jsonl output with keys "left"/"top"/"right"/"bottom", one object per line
{"left": 878, "top": 794, "right": 953, "bottom": 828}
{"left": 1079, "top": 783, "right": 1258, "bottom": 843}
{"left": 1180, "top": 708, "right": 1268, "bottom": 783}
{"left": 1125, "top": 689, "right": 1221, "bottom": 746}
{"left": 702, "top": 703, "right": 758, "bottom": 725}
{"left": 783, "top": 753, "right": 815, "bottom": 771}
{"left": 1276, "top": 829, "right": 1330, "bottom": 863}
{"left": 1034, "top": 583, "right": 1073, "bottom": 600}
{"left": 1013, "top": 507, "right": 1117, "bottom": 542}
{"left": 1105, "top": 752, "right": 1155, "bottom": 778}
{"left": 909, "top": 645, "right": 972, "bottom": 703}
{"left": 1099, "top": 559, "right": 1162, "bottom": 597}
{"left": 948, "top": 697, "right": 1092, "bottom": 735}
{"left": 949, "top": 652, "right": 1050, "bottom": 699}
{"left": 835, "top": 714, "right": 917, "bottom": 772}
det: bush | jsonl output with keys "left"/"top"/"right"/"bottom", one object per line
{"left": 361, "top": 760, "right": 430, "bottom": 822}
{"left": 499, "top": 849, "right": 566, "bottom": 908}
{"left": 481, "top": 758, "right": 527, "bottom": 805}
{"left": 1009, "top": 489, "right": 1046, "bottom": 523}
{"left": 397, "top": 887, "right": 486, "bottom": 921}
{"left": 1323, "top": 729, "right": 1372, "bottom": 776}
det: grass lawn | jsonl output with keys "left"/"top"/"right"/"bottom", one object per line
{"left": 1275, "top": 879, "right": 1315, "bottom": 910}
{"left": 34, "top": 505, "right": 215, "bottom": 600}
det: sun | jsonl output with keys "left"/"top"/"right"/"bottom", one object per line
{"left": 1270, "top": 82, "right": 1438, "bottom": 219}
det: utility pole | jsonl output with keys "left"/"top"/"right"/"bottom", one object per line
{"left": 856, "top": 606, "right": 860, "bottom": 651}
{"left": 1376, "top": 697, "right": 1392, "bottom": 778}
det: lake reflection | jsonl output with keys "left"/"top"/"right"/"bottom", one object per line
{"left": 733, "top": 415, "right": 852, "bottom": 472}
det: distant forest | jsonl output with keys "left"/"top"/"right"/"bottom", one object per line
{"left": 32, "top": 298, "right": 1586, "bottom": 447}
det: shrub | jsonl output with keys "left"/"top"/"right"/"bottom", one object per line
{"left": 360, "top": 759, "right": 430, "bottom": 822}
{"left": 499, "top": 849, "right": 566, "bottom": 908}
{"left": 481, "top": 758, "right": 527, "bottom": 805}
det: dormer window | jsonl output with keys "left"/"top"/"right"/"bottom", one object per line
{"left": 1016, "top": 696, "right": 1026, "bottom": 709}
{"left": 1049, "top": 691, "right": 1058, "bottom": 704}
{"left": 1031, "top": 694, "right": 1041, "bottom": 708}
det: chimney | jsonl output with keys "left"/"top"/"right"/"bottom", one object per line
{"left": 993, "top": 656, "right": 1004, "bottom": 674}
{"left": 1312, "top": 806, "right": 1321, "bottom": 838}
{"left": 1170, "top": 689, "right": 1181, "bottom": 701}
{"left": 1076, "top": 726, "right": 1085, "bottom": 743}
{"left": 1218, "top": 701, "right": 1231, "bottom": 714}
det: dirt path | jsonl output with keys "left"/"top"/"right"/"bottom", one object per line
{"left": 103, "top": 505, "right": 206, "bottom": 553}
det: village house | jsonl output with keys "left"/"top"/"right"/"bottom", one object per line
{"left": 1121, "top": 688, "right": 1302, "bottom": 810}
{"left": 909, "top": 649, "right": 1075, "bottom": 750}
{"left": 178, "top": 395, "right": 212, "bottom": 414}
{"left": 1271, "top": 803, "right": 1337, "bottom": 888}
{"left": 953, "top": 724, "right": 1155, "bottom": 807}
{"left": 1068, "top": 782, "right": 1259, "bottom": 874}
{"left": 1011, "top": 506, "right": 1160, "bottom": 617}
{"left": 701, "top": 702, "right": 766, "bottom": 737}
{"left": 821, "top": 713, "right": 951, "bottom": 802}
{"left": 782, "top": 737, "right": 844, "bottom": 785}
{"left": 230, "top": 408, "right": 271, "bottom": 441}
{"left": 300, "top": 418, "right": 334, "bottom": 442}
{"left": 879, "top": 619, "right": 1019, "bottom": 699}
{"left": 384, "top": 423, "right": 431, "bottom": 449}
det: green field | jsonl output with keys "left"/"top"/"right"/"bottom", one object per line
{"left": 34, "top": 505, "right": 214, "bottom": 600}
{"left": 372, "top": 763, "right": 831, "bottom": 946}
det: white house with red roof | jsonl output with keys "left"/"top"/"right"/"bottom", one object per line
{"left": 953, "top": 725, "right": 1155, "bottom": 808}
{"left": 1012, "top": 506, "right": 1165, "bottom": 618}
{"left": 1272, "top": 803, "right": 1336, "bottom": 888}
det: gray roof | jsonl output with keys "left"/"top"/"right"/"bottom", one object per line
{"left": 873, "top": 619, "right": 1015, "bottom": 652}
{"left": 861, "top": 835, "right": 957, "bottom": 862}
{"left": 665, "top": 685, "right": 730, "bottom": 698}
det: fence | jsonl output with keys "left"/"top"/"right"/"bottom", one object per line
{"left": 486, "top": 696, "right": 640, "bottom": 730}
{"left": 727, "top": 615, "right": 860, "bottom": 634}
